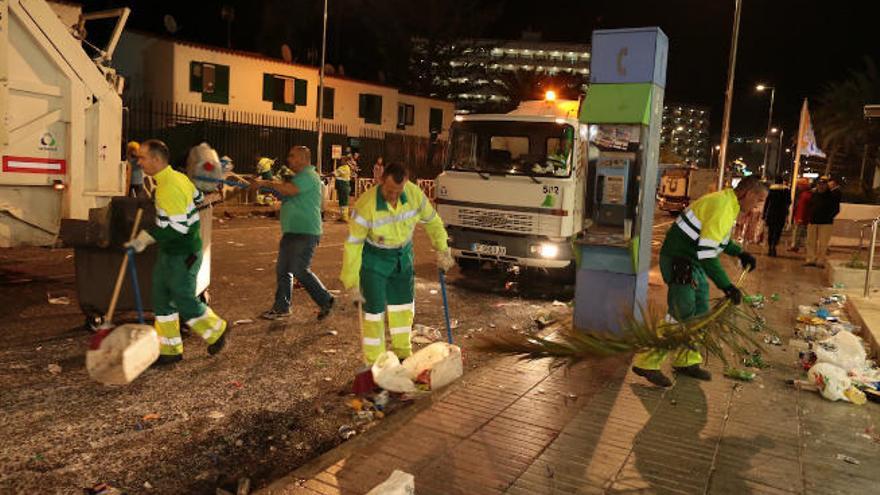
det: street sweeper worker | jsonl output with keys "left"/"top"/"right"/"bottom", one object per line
{"left": 632, "top": 176, "right": 767, "bottom": 387}
{"left": 334, "top": 157, "right": 353, "bottom": 222}
{"left": 340, "top": 162, "right": 454, "bottom": 365}
{"left": 125, "top": 139, "right": 228, "bottom": 366}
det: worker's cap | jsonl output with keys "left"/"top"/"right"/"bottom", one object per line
{"left": 126, "top": 141, "right": 140, "bottom": 152}
{"left": 818, "top": 175, "right": 830, "bottom": 182}
{"left": 258, "top": 157, "right": 274, "bottom": 168}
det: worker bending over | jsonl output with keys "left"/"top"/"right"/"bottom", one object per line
{"left": 126, "top": 139, "right": 228, "bottom": 365}
{"left": 341, "top": 163, "right": 454, "bottom": 365}
{"left": 632, "top": 176, "right": 766, "bottom": 387}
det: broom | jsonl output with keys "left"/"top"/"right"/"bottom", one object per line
{"left": 475, "top": 271, "right": 767, "bottom": 368}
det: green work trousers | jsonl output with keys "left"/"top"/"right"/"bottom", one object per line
{"left": 153, "top": 251, "right": 226, "bottom": 356}
{"left": 360, "top": 243, "right": 415, "bottom": 364}
{"left": 633, "top": 254, "right": 706, "bottom": 370}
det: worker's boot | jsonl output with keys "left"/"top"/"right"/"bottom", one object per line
{"left": 207, "top": 330, "right": 228, "bottom": 355}
{"left": 632, "top": 366, "right": 673, "bottom": 387}
{"left": 154, "top": 354, "right": 182, "bottom": 367}
{"left": 317, "top": 296, "right": 335, "bottom": 321}
{"left": 673, "top": 364, "right": 712, "bottom": 381}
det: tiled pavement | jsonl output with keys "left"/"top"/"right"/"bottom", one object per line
{"left": 260, "top": 255, "right": 880, "bottom": 495}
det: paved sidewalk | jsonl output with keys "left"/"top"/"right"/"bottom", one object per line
{"left": 261, "top": 255, "right": 880, "bottom": 495}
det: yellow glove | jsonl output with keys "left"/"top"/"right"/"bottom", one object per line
{"left": 436, "top": 249, "right": 455, "bottom": 272}
{"left": 124, "top": 230, "right": 155, "bottom": 253}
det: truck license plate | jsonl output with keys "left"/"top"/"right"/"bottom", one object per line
{"left": 472, "top": 243, "right": 506, "bottom": 256}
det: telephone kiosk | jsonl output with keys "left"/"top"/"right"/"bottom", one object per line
{"left": 574, "top": 27, "right": 668, "bottom": 335}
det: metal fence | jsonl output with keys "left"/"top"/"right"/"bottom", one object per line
{"left": 125, "top": 98, "right": 448, "bottom": 179}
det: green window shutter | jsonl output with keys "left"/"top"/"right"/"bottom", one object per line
{"left": 202, "top": 64, "right": 230, "bottom": 104}
{"left": 262, "top": 74, "right": 274, "bottom": 101}
{"left": 318, "top": 87, "right": 335, "bottom": 119}
{"left": 429, "top": 108, "right": 443, "bottom": 133}
{"left": 272, "top": 100, "right": 296, "bottom": 113}
{"left": 359, "top": 94, "right": 367, "bottom": 118}
{"left": 294, "top": 78, "right": 307, "bottom": 106}
{"left": 190, "top": 61, "right": 203, "bottom": 92}
{"left": 370, "top": 95, "right": 382, "bottom": 124}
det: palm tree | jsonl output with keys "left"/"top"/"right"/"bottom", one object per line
{"left": 814, "top": 57, "right": 880, "bottom": 187}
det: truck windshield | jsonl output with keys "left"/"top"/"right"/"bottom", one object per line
{"left": 447, "top": 121, "right": 574, "bottom": 178}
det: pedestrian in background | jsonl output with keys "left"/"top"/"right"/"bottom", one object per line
{"left": 789, "top": 178, "right": 813, "bottom": 253}
{"left": 126, "top": 141, "right": 146, "bottom": 198}
{"left": 251, "top": 145, "right": 335, "bottom": 321}
{"left": 763, "top": 177, "right": 791, "bottom": 257}
{"left": 804, "top": 176, "right": 841, "bottom": 267}
{"left": 334, "top": 155, "right": 353, "bottom": 222}
{"left": 373, "top": 156, "right": 384, "bottom": 184}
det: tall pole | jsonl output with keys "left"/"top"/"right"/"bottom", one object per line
{"left": 316, "top": 0, "right": 329, "bottom": 175}
{"left": 761, "top": 87, "right": 776, "bottom": 180}
{"left": 717, "top": 0, "right": 743, "bottom": 190}
{"left": 775, "top": 128, "right": 784, "bottom": 179}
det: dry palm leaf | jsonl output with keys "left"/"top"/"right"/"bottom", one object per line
{"left": 476, "top": 272, "right": 766, "bottom": 368}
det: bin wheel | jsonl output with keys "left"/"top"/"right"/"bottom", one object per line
{"left": 456, "top": 257, "right": 481, "bottom": 273}
{"left": 84, "top": 314, "right": 104, "bottom": 332}
{"left": 199, "top": 289, "right": 211, "bottom": 305}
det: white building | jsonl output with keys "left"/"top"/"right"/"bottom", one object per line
{"left": 115, "top": 31, "right": 455, "bottom": 142}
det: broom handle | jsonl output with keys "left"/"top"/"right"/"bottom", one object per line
{"left": 105, "top": 208, "right": 144, "bottom": 322}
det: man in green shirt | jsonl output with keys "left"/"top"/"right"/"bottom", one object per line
{"left": 250, "top": 145, "right": 335, "bottom": 320}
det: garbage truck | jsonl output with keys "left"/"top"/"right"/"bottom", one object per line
{"left": 435, "top": 94, "right": 590, "bottom": 278}
{"left": 0, "top": 0, "right": 129, "bottom": 247}
{"left": 656, "top": 166, "right": 716, "bottom": 215}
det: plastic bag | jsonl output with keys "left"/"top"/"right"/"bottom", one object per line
{"left": 815, "top": 331, "right": 867, "bottom": 372}
{"left": 86, "top": 324, "right": 159, "bottom": 385}
{"left": 366, "top": 470, "right": 414, "bottom": 495}
{"left": 808, "top": 363, "right": 852, "bottom": 402}
{"left": 186, "top": 142, "right": 223, "bottom": 192}
{"left": 371, "top": 343, "right": 463, "bottom": 393}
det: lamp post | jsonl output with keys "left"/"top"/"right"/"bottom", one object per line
{"left": 710, "top": 144, "right": 721, "bottom": 168}
{"left": 756, "top": 84, "right": 776, "bottom": 180}
{"left": 316, "top": 0, "right": 329, "bottom": 175}
{"left": 717, "top": 0, "right": 743, "bottom": 189}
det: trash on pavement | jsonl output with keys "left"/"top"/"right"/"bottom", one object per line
{"left": 808, "top": 363, "right": 857, "bottom": 402}
{"left": 84, "top": 483, "right": 123, "bottom": 495}
{"left": 207, "top": 411, "right": 225, "bottom": 419}
{"left": 142, "top": 413, "right": 160, "bottom": 421}
{"left": 232, "top": 319, "right": 254, "bottom": 326}
{"left": 338, "top": 424, "right": 357, "bottom": 440}
{"left": 326, "top": 330, "right": 339, "bottom": 336}
{"left": 724, "top": 368, "right": 756, "bottom": 381}
{"left": 47, "top": 294, "right": 71, "bottom": 305}
{"left": 743, "top": 351, "right": 769, "bottom": 369}
{"left": 365, "top": 470, "right": 414, "bottom": 495}
{"left": 372, "top": 342, "right": 463, "bottom": 393}
{"left": 835, "top": 453, "right": 860, "bottom": 465}
{"left": 763, "top": 335, "right": 782, "bottom": 346}
{"left": 815, "top": 332, "right": 867, "bottom": 372}
{"left": 411, "top": 324, "right": 441, "bottom": 344}
{"left": 236, "top": 477, "right": 251, "bottom": 495}
{"left": 86, "top": 324, "right": 159, "bottom": 385}
{"left": 552, "top": 300, "right": 568, "bottom": 307}
{"left": 47, "top": 363, "right": 62, "bottom": 375}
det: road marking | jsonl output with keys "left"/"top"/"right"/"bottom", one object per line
{"left": 654, "top": 219, "right": 674, "bottom": 230}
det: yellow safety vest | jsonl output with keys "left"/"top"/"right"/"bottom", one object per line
{"left": 340, "top": 181, "right": 448, "bottom": 288}
{"left": 335, "top": 163, "right": 352, "bottom": 181}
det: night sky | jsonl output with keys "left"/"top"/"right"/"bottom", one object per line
{"left": 84, "top": 0, "right": 880, "bottom": 140}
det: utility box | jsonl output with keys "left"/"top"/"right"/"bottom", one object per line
{"left": 0, "top": 0, "right": 129, "bottom": 247}
{"left": 574, "top": 27, "right": 667, "bottom": 334}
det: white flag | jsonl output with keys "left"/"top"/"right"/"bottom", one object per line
{"left": 797, "top": 99, "right": 826, "bottom": 158}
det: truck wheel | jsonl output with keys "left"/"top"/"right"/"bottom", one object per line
{"left": 553, "top": 262, "right": 577, "bottom": 284}
{"left": 456, "top": 258, "right": 481, "bottom": 273}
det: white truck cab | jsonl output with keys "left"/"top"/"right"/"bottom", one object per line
{"left": 435, "top": 97, "right": 591, "bottom": 276}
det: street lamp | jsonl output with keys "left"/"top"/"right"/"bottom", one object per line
{"left": 709, "top": 144, "right": 721, "bottom": 168}
{"left": 756, "top": 83, "right": 776, "bottom": 180}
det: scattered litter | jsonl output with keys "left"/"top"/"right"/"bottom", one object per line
{"left": 770, "top": 293, "right": 780, "bottom": 302}
{"left": 235, "top": 439, "right": 244, "bottom": 447}
{"left": 489, "top": 323, "right": 496, "bottom": 328}
{"left": 323, "top": 377, "right": 333, "bottom": 382}
{"left": 450, "top": 319, "right": 460, "bottom": 329}
{"left": 670, "top": 399, "right": 677, "bottom": 405}
{"left": 84, "top": 483, "right": 122, "bottom": 495}
{"left": 338, "top": 424, "right": 357, "bottom": 440}
{"left": 833, "top": 282, "right": 846, "bottom": 289}
{"left": 836, "top": 453, "right": 860, "bottom": 465}
{"left": 411, "top": 324, "right": 442, "bottom": 344}
{"left": 236, "top": 477, "right": 251, "bottom": 495}
{"left": 429, "top": 289, "right": 438, "bottom": 295}
{"left": 255, "top": 268, "right": 265, "bottom": 271}
{"left": 347, "top": 398, "right": 364, "bottom": 411}
{"left": 373, "top": 391, "right": 390, "bottom": 409}
{"left": 207, "top": 411, "right": 225, "bottom": 420}
{"left": 534, "top": 312, "right": 556, "bottom": 328}
{"left": 230, "top": 380, "right": 243, "bottom": 388}
{"left": 326, "top": 330, "right": 338, "bottom": 336}
{"left": 321, "top": 349, "right": 338, "bottom": 354}
{"left": 724, "top": 368, "right": 755, "bottom": 382}
{"left": 372, "top": 343, "right": 463, "bottom": 393}
{"left": 552, "top": 300, "right": 568, "bottom": 307}
{"left": 763, "top": 335, "right": 782, "bottom": 346}
{"left": 743, "top": 351, "right": 769, "bottom": 369}
{"left": 365, "top": 469, "right": 414, "bottom": 495}
{"left": 47, "top": 363, "right": 62, "bottom": 375}
{"left": 47, "top": 295, "right": 71, "bottom": 305}
{"left": 295, "top": 442, "right": 307, "bottom": 450}
{"left": 143, "top": 481, "right": 153, "bottom": 490}
{"left": 65, "top": 254, "right": 73, "bottom": 259}
{"left": 504, "top": 281, "right": 517, "bottom": 291}
{"left": 142, "top": 413, "right": 160, "bottom": 421}
{"left": 232, "top": 319, "right": 254, "bottom": 326}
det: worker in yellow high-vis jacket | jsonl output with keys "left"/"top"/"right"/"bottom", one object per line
{"left": 125, "top": 140, "right": 228, "bottom": 366}
{"left": 341, "top": 162, "right": 453, "bottom": 365}
{"left": 632, "top": 176, "right": 766, "bottom": 387}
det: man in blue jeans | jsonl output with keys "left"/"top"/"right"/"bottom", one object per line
{"left": 250, "top": 145, "right": 335, "bottom": 320}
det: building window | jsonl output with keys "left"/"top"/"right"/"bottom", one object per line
{"left": 359, "top": 93, "right": 383, "bottom": 125}
{"left": 429, "top": 108, "right": 443, "bottom": 134}
{"left": 397, "top": 103, "right": 415, "bottom": 129}
{"left": 190, "top": 61, "right": 229, "bottom": 104}
{"left": 262, "top": 74, "right": 307, "bottom": 112}
{"left": 317, "top": 87, "right": 335, "bottom": 119}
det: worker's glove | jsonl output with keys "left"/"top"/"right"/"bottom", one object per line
{"left": 348, "top": 287, "right": 365, "bottom": 306}
{"left": 124, "top": 230, "right": 155, "bottom": 254}
{"left": 436, "top": 249, "right": 455, "bottom": 273}
{"left": 722, "top": 285, "right": 743, "bottom": 305}
{"left": 737, "top": 252, "right": 757, "bottom": 272}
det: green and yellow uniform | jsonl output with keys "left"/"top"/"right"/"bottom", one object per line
{"left": 150, "top": 166, "right": 226, "bottom": 356}
{"left": 341, "top": 182, "right": 448, "bottom": 364}
{"left": 634, "top": 188, "right": 742, "bottom": 370}
{"left": 334, "top": 162, "right": 353, "bottom": 217}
